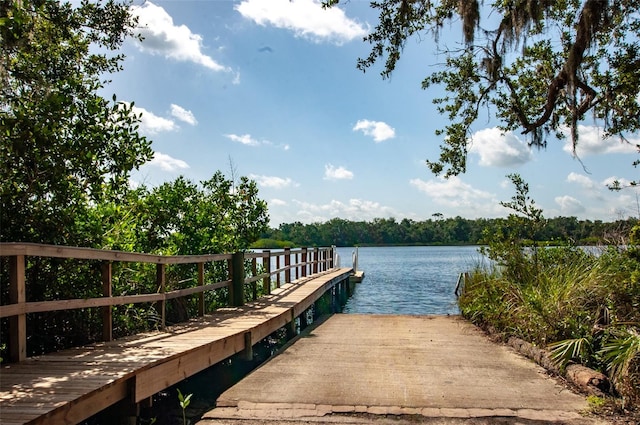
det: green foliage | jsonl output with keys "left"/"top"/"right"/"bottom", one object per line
{"left": 250, "top": 239, "right": 297, "bottom": 249}
{"left": 549, "top": 337, "right": 593, "bottom": 369}
{"left": 459, "top": 176, "right": 640, "bottom": 403}
{"left": 0, "top": 1, "right": 271, "bottom": 362}
{"left": 479, "top": 174, "right": 547, "bottom": 284}
{"left": 599, "top": 330, "right": 640, "bottom": 398}
{"left": 121, "top": 173, "right": 269, "bottom": 255}
{"left": 329, "top": 0, "right": 640, "bottom": 180}
{"left": 586, "top": 395, "right": 607, "bottom": 411}
{"left": 176, "top": 388, "right": 192, "bottom": 425}
{"left": 1, "top": 0, "right": 152, "bottom": 246}
{"left": 263, "top": 215, "right": 633, "bottom": 248}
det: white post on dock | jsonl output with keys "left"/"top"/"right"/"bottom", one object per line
{"left": 352, "top": 247, "right": 358, "bottom": 273}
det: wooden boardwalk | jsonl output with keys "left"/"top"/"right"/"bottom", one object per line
{"left": 0, "top": 268, "right": 352, "bottom": 425}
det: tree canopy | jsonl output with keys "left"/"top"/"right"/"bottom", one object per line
{"left": 328, "top": 0, "right": 640, "bottom": 178}
{"left": 1, "top": 0, "right": 152, "bottom": 245}
{"left": 0, "top": 1, "right": 270, "bottom": 251}
{"left": 0, "top": 1, "right": 271, "bottom": 359}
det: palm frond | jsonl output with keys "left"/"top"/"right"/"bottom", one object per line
{"left": 549, "top": 337, "right": 592, "bottom": 369}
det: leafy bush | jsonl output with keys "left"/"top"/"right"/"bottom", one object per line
{"left": 459, "top": 174, "right": 640, "bottom": 405}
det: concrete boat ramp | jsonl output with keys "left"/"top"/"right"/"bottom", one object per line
{"left": 199, "top": 315, "right": 606, "bottom": 424}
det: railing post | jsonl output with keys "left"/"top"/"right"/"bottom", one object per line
{"left": 330, "top": 245, "right": 336, "bottom": 268}
{"left": 230, "top": 252, "right": 244, "bottom": 306}
{"left": 198, "top": 262, "right": 205, "bottom": 316}
{"left": 251, "top": 258, "right": 258, "bottom": 300}
{"left": 9, "top": 255, "right": 26, "bottom": 362}
{"left": 313, "top": 247, "right": 319, "bottom": 274}
{"left": 101, "top": 261, "right": 113, "bottom": 342}
{"left": 284, "top": 247, "right": 291, "bottom": 284}
{"left": 276, "top": 255, "right": 281, "bottom": 288}
{"left": 301, "top": 248, "right": 307, "bottom": 278}
{"left": 262, "top": 250, "right": 271, "bottom": 295}
{"left": 156, "top": 264, "right": 166, "bottom": 328}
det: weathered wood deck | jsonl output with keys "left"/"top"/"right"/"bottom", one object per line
{"left": 0, "top": 268, "right": 352, "bottom": 425}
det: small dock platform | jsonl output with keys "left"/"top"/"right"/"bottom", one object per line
{"left": 201, "top": 315, "right": 601, "bottom": 424}
{"left": 0, "top": 268, "right": 353, "bottom": 425}
{"left": 349, "top": 270, "right": 365, "bottom": 283}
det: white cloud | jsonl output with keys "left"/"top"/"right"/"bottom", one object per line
{"left": 566, "top": 172, "right": 597, "bottom": 190}
{"left": 170, "top": 104, "right": 197, "bottom": 125}
{"left": 469, "top": 127, "right": 532, "bottom": 167}
{"left": 235, "top": 0, "right": 368, "bottom": 44}
{"left": 554, "top": 195, "right": 586, "bottom": 215}
{"left": 324, "top": 164, "right": 353, "bottom": 180}
{"left": 410, "top": 176, "right": 499, "bottom": 215}
{"left": 353, "top": 119, "right": 395, "bottom": 142}
{"left": 232, "top": 70, "right": 241, "bottom": 85}
{"left": 132, "top": 2, "right": 228, "bottom": 72}
{"left": 225, "top": 133, "right": 262, "bottom": 146}
{"left": 562, "top": 125, "right": 639, "bottom": 157}
{"left": 292, "top": 198, "right": 399, "bottom": 222}
{"left": 148, "top": 152, "right": 189, "bottom": 171}
{"left": 602, "top": 176, "right": 635, "bottom": 188}
{"left": 270, "top": 198, "right": 287, "bottom": 206}
{"left": 225, "top": 133, "right": 289, "bottom": 150}
{"left": 250, "top": 174, "right": 298, "bottom": 189}
{"left": 131, "top": 105, "right": 177, "bottom": 134}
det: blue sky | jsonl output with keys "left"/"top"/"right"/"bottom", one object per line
{"left": 106, "top": 0, "right": 639, "bottom": 227}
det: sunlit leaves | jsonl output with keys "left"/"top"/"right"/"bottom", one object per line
{"left": 0, "top": 0, "right": 152, "bottom": 245}
{"left": 330, "top": 0, "right": 640, "bottom": 179}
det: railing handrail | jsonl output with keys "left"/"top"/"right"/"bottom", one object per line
{"left": 0, "top": 242, "right": 336, "bottom": 363}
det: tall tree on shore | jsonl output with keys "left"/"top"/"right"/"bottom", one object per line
{"left": 0, "top": 0, "right": 152, "bottom": 245}
{"left": 327, "top": 0, "right": 640, "bottom": 178}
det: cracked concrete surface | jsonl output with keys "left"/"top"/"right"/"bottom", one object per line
{"left": 198, "top": 315, "right": 608, "bottom": 425}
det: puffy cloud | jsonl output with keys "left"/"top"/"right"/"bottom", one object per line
{"left": 235, "top": 0, "right": 368, "bottom": 44}
{"left": 469, "top": 127, "right": 533, "bottom": 167}
{"left": 148, "top": 152, "right": 189, "bottom": 171}
{"left": 602, "top": 176, "right": 636, "bottom": 189}
{"left": 555, "top": 195, "right": 586, "bottom": 215}
{"left": 561, "top": 125, "right": 639, "bottom": 157}
{"left": 131, "top": 105, "right": 177, "bottom": 134}
{"left": 269, "top": 198, "right": 287, "bottom": 206}
{"left": 324, "top": 164, "right": 353, "bottom": 180}
{"left": 225, "top": 133, "right": 262, "bottom": 146}
{"left": 353, "top": 119, "right": 395, "bottom": 142}
{"left": 566, "top": 172, "right": 597, "bottom": 190}
{"left": 132, "top": 2, "right": 228, "bottom": 72}
{"left": 225, "top": 133, "right": 289, "bottom": 150}
{"left": 410, "top": 176, "right": 499, "bottom": 215}
{"left": 170, "top": 104, "right": 197, "bottom": 125}
{"left": 250, "top": 174, "right": 298, "bottom": 189}
{"left": 292, "top": 198, "right": 399, "bottom": 222}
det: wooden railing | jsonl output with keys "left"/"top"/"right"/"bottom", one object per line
{"left": 0, "top": 243, "right": 336, "bottom": 363}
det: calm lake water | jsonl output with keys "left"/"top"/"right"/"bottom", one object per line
{"left": 335, "top": 246, "right": 486, "bottom": 315}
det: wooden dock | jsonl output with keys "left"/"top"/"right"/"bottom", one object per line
{"left": 0, "top": 267, "right": 352, "bottom": 425}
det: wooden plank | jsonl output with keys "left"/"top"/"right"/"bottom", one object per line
{"left": 134, "top": 333, "right": 245, "bottom": 402}
{"left": 33, "top": 380, "right": 130, "bottom": 425}
{"left": 0, "top": 242, "right": 231, "bottom": 264}
{"left": 9, "top": 255, "right": 26, "bottom": 362}
{"left": 1, "top": 281, "right": 229, "bottom": 317}
{"left": 102, "top": 261, "right": 113, "bottom": 342}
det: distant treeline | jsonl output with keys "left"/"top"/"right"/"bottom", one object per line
{"left": 257, "top": 216, "right": 638, "bottom": 247}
